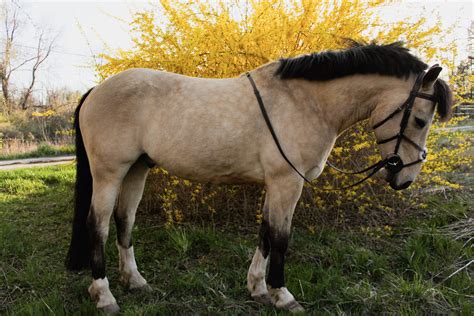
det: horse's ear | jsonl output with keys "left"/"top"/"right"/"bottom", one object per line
{"left": 422, "top": 64, "right": 442, "bottom": 88}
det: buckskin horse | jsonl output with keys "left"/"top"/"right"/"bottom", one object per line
{"left": 66, "top": 42, "right": 452, "bottom": 314}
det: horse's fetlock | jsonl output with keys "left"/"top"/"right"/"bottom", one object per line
{"left": 247, "top": 270, "right": 267, "bottom": 295}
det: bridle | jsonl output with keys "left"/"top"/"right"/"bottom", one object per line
{"left": 246, "top": 70, "right": 438, "bottom": 189}
{"left": 371, "top": 72, "right": 436, "bottom": 175}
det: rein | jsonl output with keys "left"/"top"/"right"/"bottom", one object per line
{"left": 246, "top": 71, "right": 437, "bottom": 190}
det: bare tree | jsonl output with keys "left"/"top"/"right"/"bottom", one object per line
{"left": 0, "top": 5, "right": 19, "bottom": 113}
{"left": 18, "top": 31, "right": 53, "bottom": 110}
{"left": 0, "top": 1, "right": 55, "bottom": 113}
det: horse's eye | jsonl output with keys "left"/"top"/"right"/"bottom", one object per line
{"left": 415, "top": 117, "right": 426, "bottom": 128}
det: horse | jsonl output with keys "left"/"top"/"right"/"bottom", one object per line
{"left": 65, "top": 42, "right": 453, "bottom": 314}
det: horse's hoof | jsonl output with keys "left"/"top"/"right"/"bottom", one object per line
{"left": 130, "top": 283, "right": 152, "bottom": 292}
{"left": 252, "top": 293, "right": 272, "bottom": 305}
{"left": 267, "top": 286, "right": 304, "bottom": 313}
{"left": 101, "top": 303, "right": 120, "bottom": 316}
{"left": 283, "top": 300, "right": 305, "bottom": 313}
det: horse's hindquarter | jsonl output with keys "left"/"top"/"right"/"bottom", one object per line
{"left": 82, "top": 69, "right": 266, "bottom": 184}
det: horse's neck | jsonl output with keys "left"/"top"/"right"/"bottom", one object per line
{"left": 249, "top": 66, "right": 410, "bottom": 176}
{"left": 254, "top": 65, "right": 405, "bottom": 135}
{"left": 284, "top": 74, "right": 405, "bottom": 135}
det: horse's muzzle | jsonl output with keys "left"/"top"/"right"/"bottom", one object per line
{"left": 389, "top": 180, "right": 412, "bottom": 190}
{"left": 384, "top": 168, "right": 412, "bottom": 191}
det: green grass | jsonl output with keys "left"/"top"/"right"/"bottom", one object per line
{"left": 0, "top": 165, "right": 472, "bottom": 315}
{"left": 0, "top": 143, "right": 75, "bottom": 161}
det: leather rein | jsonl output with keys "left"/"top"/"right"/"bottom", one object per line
{"left": 246, "top": 71, "right": 437, "bottom": 190}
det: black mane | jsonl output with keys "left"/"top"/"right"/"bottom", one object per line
{"left": 275, "top": 41, "right": 428, "bottom": 81}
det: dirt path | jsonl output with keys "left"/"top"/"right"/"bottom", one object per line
{"left": 0, "top": 156, "right": 75, "bottom": 170}
{"left": 435, "top": 125, "right": 474, "bottom": 132}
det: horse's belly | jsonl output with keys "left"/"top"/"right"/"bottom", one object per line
{"left": 149, "top": 148, "right": 264, "bottom": 184}
{"left": 144, "top": 117, "right": 264, "bottom": 183}
{"left": 143, "top": 129, "right": 266, "bottom": 182}
{"left": 186, "top": 171, "right": 263, "bottom": 185}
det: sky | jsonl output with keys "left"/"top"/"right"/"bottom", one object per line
{"left": 5, "top": 0, "right": 474, "bottom": 100}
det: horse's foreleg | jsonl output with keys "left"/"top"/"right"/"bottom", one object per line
{"left": 115, "top": 160, "right": 150, "bottom": 290}
{"left": 265, "top": 176, "right": 304, "bottom": 312}
{"left": 87, "top": 169, "right": 126, "bottom": 315}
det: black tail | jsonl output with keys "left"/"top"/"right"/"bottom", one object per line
{"left": 65, "top": 88, "right": 94, "bottom": 271}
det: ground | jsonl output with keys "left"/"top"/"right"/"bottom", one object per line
{"left": 0, "top": 164, "right": 472, "bottom": 315}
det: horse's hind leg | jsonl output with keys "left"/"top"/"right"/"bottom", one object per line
{"left": 247, "top": 195, "right": 272, "bottom": 304}
{"left": 87, "top": 165, "right": 129, "bottom": 315}
{"left": 114, "top": 159, "right": 150, "bottom": 290}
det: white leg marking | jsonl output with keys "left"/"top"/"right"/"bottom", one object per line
{"left": 88, "top": 277, "right": 117, "bottom": 308}
{"left": 268, "top": 286, "right": 304, "bottom": 312}
{"left": 117, "top": 242, "right": 148, "bottom": 289}
{"left": 247, "top": 247, "right": 269, "bottom": 299}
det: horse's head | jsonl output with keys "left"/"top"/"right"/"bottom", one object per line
{"left": 275, "top": 41, "right": 455, "bottom": 190}
{"left": 371, "top": 65, "right": 453, "bottom": 190}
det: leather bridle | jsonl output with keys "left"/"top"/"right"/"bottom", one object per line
{"left": 370, "top": 72, "right": 437, "bottom": 175}
{"left": 246, "top": 70, "right": 438, "bottom": 189}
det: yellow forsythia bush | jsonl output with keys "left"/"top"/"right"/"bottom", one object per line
{"left": 97, "top": 0, "right": 472, "bottom": 227}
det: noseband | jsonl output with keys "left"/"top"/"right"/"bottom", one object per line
{"left": 246, "top": 71, "right": 437, "bottom": 189}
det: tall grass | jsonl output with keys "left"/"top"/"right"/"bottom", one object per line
{"left": 0, "top": 140, "right": 74, "bottom": 160}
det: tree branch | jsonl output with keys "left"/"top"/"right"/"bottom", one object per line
{"left": 20, "top": 31, "right": 55, "bottom": 110}
{"left": 9, "top": 56, "right": 37, "bottom": 74}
